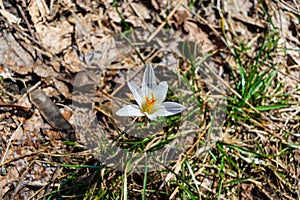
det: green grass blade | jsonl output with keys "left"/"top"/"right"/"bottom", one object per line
{"left": 184, "top": 160, "right": 201, "bottom": 196}
{"left": 255, "top": 104, "right": 289, "bottom": 111}
{"left": 142, "top": 160, "right": 148, "bottom": 200}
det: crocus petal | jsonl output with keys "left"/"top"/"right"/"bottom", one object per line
{"left": 116, "top": 104, "right": 145, "bottom": 116}
{"left": 145, "top": 112, "right": 159, "bottom": 121}
{"left": 153, "top": 81, "right": 168, "bottom": 104}
{"left": 155, "top": 102, "right": 186, "bottom": 117}
{"left": 142, "top": 63, "right": 156, "bottom": 97}
{"left": 128, "top": 81, "right": 143, "bottom": 108}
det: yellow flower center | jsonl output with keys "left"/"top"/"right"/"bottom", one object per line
{"left": 143, "top": 93, "right": 156, "bottom": 113}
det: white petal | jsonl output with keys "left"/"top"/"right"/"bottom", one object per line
{"left": 128, "top": 82, "right": 143, "bottom": 108}
{"left": 145, "top": 112, "right": 159, "bottom": 121}
{"left": 153, "top": 81, "right": 168, "bottom": 104}
{"left": 142, "top": 63, "right": 156, "bottom": 97}
{"left": 156, "top": 102, "right": 186, "bottom": 117}
{"left": 116, "top": 104, "right": 145, "bottom": 116}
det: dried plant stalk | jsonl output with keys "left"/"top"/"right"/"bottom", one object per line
{"left": 30, "top": 89, "right": 75, "bottom": 141}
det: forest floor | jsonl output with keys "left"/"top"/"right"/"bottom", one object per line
{"left": 0, "top": 0, "right": 299, "bottom": 199}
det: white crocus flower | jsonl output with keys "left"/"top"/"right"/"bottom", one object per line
{"left": 116, "top": 63, "right": 186, "bottom": 120}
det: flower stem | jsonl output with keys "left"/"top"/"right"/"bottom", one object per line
{"left": 145, "top": 117, "right": 150, "bottom": 128}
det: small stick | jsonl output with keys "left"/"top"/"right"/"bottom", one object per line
{"left": 0, "top": 104, "right": 31, "bottom": 112}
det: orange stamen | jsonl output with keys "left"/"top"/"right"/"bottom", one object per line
{"left": 144, "top": 93, "right": 156, "bottom": 112}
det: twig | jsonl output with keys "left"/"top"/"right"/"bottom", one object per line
{"left": 147, "top": 0, "right": 183, "bottom": 43}
{"left": 0, "top": 123, "right": 22, "bottom": 165}
{"left": 16, "top": 5, "right": 36, "bottom": 42}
